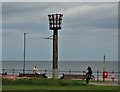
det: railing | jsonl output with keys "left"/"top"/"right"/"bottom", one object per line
{"left": 1, "top": 68, "right": 119, "bottom": 81}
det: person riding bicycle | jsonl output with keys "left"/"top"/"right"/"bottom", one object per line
{"left": 86, "top": 66, "right": 93, "bottom": 84}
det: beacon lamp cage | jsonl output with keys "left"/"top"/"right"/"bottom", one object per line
{"left": 48, "top": 14, "right": 63, "bottom": 30}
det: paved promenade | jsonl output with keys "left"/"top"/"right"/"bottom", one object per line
{"left": 90, "top": 81, "right": 119, "bottom": 86}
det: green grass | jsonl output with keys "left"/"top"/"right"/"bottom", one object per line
{"left": 2, "top": 85, "right": 119, "bottom": 90}
{"left": 2, "top": 78, "right": 84, "bottom": 86}
{"left": 2, "top": 78, "right": 119, "bottom": 91}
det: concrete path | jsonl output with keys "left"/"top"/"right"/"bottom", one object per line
{"left": 90, "top": 81, "right": 118, "bottom": 86}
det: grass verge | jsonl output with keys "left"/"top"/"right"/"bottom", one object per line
{"left": 2, "top": 78, "right": 119, "bottom": 91}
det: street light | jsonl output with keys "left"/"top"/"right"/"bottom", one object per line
{"left": 48, "top": 13, "right": 63, "bottom": 79}
{"left": 103, "top": 55, "right": 106, "bottom": 81}
{"left": 23, "top": 32, "right": 27, "bottom": 74}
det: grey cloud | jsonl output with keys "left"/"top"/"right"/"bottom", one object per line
{"left": 2, "top": 2, "right": 118, "bottom": 61}
{"left": 3, "top": 2, "right": 118, "bottom": 33}
{"left": 63, "top": 3, "right": 117, "bottom": 29}
{"left": 3, "top": 2, "right": 118, "bottom": 41}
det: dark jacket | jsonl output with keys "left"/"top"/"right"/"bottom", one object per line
{"left": 86, "top": 66, "right": 92, "bottom": 75}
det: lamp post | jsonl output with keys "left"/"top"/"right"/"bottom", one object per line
{"left": 23, "top": 32, "right": 27, "bottom": 74}
{"left": 48, "top": 13, "right": 63, "bottom": 79}
{"left": 103, "top": 55, "right": 106, "bottom": 81}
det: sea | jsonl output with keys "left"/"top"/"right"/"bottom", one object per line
{"left": 2, "top": 61, "right": 118, "bottom": 79}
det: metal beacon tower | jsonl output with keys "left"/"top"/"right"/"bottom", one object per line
{"left": 48, "top": 13, "right": 63, "bottom": 79}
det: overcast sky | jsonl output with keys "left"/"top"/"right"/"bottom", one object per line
{"left": 2, "top": 2, "right": 118, "bottom": 61}
{"left": 1, "top": 0, "right": 120, "bottom": 2}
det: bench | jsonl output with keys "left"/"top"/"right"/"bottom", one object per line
{"left": 2, "top": 72, "right": 7, "bottom": 75}
{"left": 60, "top": 74, "right": 86, "bottom": 80}
{"left": 18, "top": 73, "right": 47, "bottom": 78}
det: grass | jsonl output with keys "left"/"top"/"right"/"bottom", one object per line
{"left": 2, "top": 78, "right": 84, "bottom": 86}
{"left": 2, "top": 85, "right": 119, "bottom": 90}
{"left": 2, "top": 78, "right": 119, "bottom": 91}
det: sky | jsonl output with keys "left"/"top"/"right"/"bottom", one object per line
{"left": 0, "top": 2, "right": 2, "bottom": 73}
{"left": 2, "top": 2, "right": 118, "bottom": 61}
{"left": 1, "top": 0, "right": 120, "bottom": 2}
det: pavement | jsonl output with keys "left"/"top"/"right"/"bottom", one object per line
{"left": 0, "top": 75, "right": 29, "bottom": 80}
{"left": 90, "top": 81, "right": 119, "bottom": 86}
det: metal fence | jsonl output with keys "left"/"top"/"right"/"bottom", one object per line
{"left": 1, "top": 68, "right": 119, "bottom": 81}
